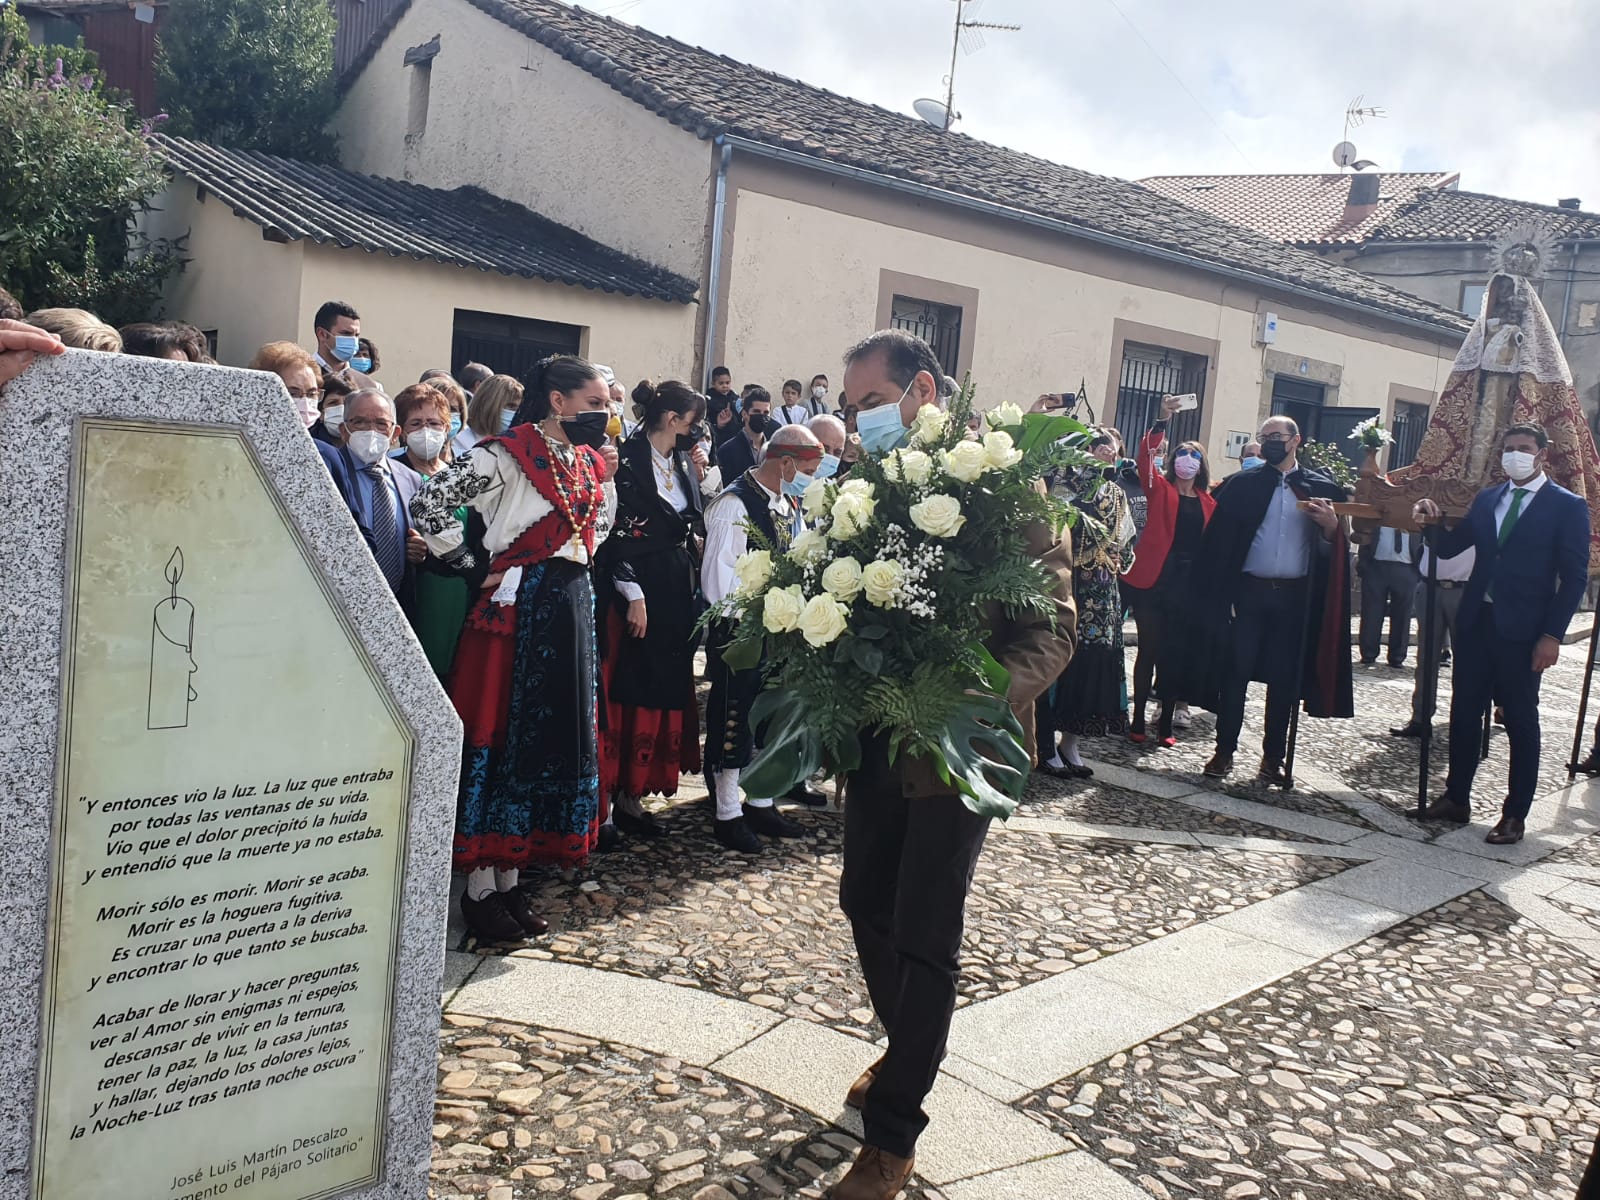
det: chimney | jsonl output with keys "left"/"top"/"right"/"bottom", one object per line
{"left": 1559, "top": 197, "right": 1582, "bottom": 210}
{"left": 1342, "top": 171, "right": 1381, "bottom": 224}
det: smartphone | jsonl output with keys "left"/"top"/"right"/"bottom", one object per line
{"left": 1049, "top": 392, "right": 1069, "bottom": 409}
{"left": 1171, "top": 393, "right": 1198, "bottom": 412}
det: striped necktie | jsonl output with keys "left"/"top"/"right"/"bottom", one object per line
{"left": 362, "top": 463, "right": 405, "bottom": 589}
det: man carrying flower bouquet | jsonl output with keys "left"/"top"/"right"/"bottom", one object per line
{"left": 701, "top": 423, "right": 827, "bottom": 852}
{"left": 820, "top": 331, "right": 1078, "bottom": 1199}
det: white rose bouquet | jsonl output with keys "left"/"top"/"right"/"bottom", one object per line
{"left": 707, "top": 381, "right": 1098, "bottom": 817}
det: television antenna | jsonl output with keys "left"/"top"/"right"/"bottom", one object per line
{"left": 918, "top": 0, "right": 1021, "bottom": 132}
{"left": 1334, "top": 95, "right": 1386, "bottom": 170}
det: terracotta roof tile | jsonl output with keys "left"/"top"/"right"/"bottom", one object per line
{"left": 1138, "top": 172, "right": 1460, "bottom": 247}
{"left": 151, "top": 135, "right": 697, "bottom": 304}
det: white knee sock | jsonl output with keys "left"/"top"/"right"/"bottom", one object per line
{"left": 714, "top": 769, "right": 743, "bottom": 821}
{"left": 494, "top": 868, "right": 519, "bottom": 893}
{"left": 1061, "top": 734, "right": 1084, "bottom": 768}
{"left": 602, "top": 803, "right": 615, "bottom": 827}
{"left": 465, "top": 867, "right": 495, "bottom": 901}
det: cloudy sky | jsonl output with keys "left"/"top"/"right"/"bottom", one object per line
{"left": 594, "top": 0, "right": 1600, "bottom": 209}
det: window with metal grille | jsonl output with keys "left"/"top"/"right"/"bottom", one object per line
{"left": 1115, "top": 342, "right": 1208, "bottom": 446}
{"left": 890, "top": 296, "right": 962, "bottom": 378}
{"left": 1390, "top": 399, "right": 1428, "bottom": 468}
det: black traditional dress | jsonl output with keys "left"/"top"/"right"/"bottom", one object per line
{"left": 595, "top": 433, "right": 705, "bottom": 800}
{"left": 410, "top": 425, "right": 606, "bottom": 871}
{"left": 1051, "top": 469, "right": 1134, "bottom": 736}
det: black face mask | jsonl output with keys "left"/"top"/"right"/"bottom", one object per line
{"left": 675, "top": 422, "right": 706, "bottom": 453}
{"left": 561, "top": 410, "right": 610, "bottom": 448}
{"left": 747, "top": 412, "right": 771, "bottom": 436}
{"left": 1261, "top": 439, "right": 1291, "bottom": 466}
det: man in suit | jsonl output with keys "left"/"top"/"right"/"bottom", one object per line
{"left": 315, "top": 388, "right": 424, "bottom": 612}
{"left": 1414, "top": 422, "right": 1590, "bottom": 844}
{"left": 1358, "top": 525, "right": 1420, "bottom": 666}
{"left": 715, "top": 385, "right": 773, "bottom": 481}
{"left": 828, "top": 330, "right": 1076, "bottom": 1200}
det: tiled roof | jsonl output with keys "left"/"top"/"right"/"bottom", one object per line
{"left": 151, "top": 135, "right": 697, "bottom": 303}
{"left": 1138, "top": 172, "right": 1459, "bottom": 247}
{"left": 1365, "top": 187, "right": 1600, "bottom": 244}
{"left": 349, "top": 0, "right": 1468, "bottom": 335}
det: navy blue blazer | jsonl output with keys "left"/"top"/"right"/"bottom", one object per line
{"left": 315, "top": 440, "right": 417, "bottom": 613}
{"left": 716, "top": 431, "right": 759, "bottom": 482}
{"left": 1433, "top": 477, "right": 1590, "bottom": 644}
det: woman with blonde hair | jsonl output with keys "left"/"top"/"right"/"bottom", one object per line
{"left": 24, "top": 308, "right": 121, "bottom": 353}
{"left": 248, "top": 340, "right": 322, "bottom": 428}
{"left": 456, "top": 373, "right": 522, "bottom": 456}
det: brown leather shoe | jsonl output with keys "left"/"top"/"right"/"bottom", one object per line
{"left": 829, "top": 1144, "right": 915, "bottom": 1200}
{"left": 845, "top": 1055, "right": 885, "bottom": 1110}
{"left": 1485, "top": 816, "right": 1525, "bottom": 845}
{"left": 1420, "top": 796, "right": 1471, "bottom": 823}
{"left": 1257, "top": 759, "right": 1290, "bottom": 788}
{"left": 1202, "top": 751, "right": 1234, "bottom": 778}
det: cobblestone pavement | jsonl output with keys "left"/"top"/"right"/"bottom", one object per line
{"left": 1019, "top": 891, "right": 1600, "bottom": 1200}
{"left": 433, "top": 646, "right": 1600, "bottom": 1200}
{"left": 432, "top": 1015, "right": 948, "bottom": 1199}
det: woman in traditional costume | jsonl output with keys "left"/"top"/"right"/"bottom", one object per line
{"left": 594, "top": 380, "right": 708, "bottom": 841}
{"left": 410, "top": 355, "right": 614, "bottom": 943}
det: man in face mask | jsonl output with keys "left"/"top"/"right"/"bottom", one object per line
{"left": 1238, "top": 440, "right": 1264, "bottom": 472}
{"left": 1413, "top": 422, "right": 1590, "bottom": 844}
{"left": 715, "top": 385, "right": 773, "bottom": 482}
{"left": 1191, "top": 415, "right": 1350, "bottom": 787}
{"left": 700, "top": 424, "right": 822, "bottom": 852}
{"left": 310, "top": 300, "right": 374, "bottom": 387}
{"left": 314, "top": 388, "right": 424, "bottom": 608}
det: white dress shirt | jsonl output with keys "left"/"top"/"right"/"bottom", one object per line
{"left": 1373, "top": 527, "right": 1413, "bottom": 564}
{"left": 1493, "top": 471, "right": 1547, "bottom": 529}
{"left": 701, "top": 475, "right": 791, "bottom": 605}
{"left": 1242, "top": 470, "right": 1315, "bottom": 579}
{"left": 1418, "top": 546, "right": 1476, "bottom": 581}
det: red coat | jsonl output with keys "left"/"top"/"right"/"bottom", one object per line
{"left": 1122, "top": 425, "right": 1216, "bottom": 591}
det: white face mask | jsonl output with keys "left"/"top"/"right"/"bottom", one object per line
{"left": 347, "top": 429, "right": 391, "bottom": 465}
{"left": 812, "top": 386, "right": 827, "bottom": 400}
{"left": 1502, "top": 449, "right": 1537, "bottom": 480}
{"left": 322, "top": 404, "right": 345, "bottom": 433}
{"left": 407, "top": 428, "right": 447, "bottom": 460}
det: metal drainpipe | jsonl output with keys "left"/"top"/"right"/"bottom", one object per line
{"left": 702, "top": 135, "right": 732, "bottom": 393}
{"left": 1560, "top": 241, "right": 1580, "bottom": 354}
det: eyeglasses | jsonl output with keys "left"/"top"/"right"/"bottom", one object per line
{"left": 1260, "top": 433, "right": 1295, "bottom": 444}
{"left": 343, "top": 417, "right": 393, "bottom": 433}
{"left": 287, "top": 388, "right": 323, "bottom": 401}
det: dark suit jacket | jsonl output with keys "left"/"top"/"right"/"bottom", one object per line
{"left": 715, "top": 431, "right": 759, "bottom": 482}
{"left": 1434, "top": 477, "right": 1590, "bottom": 644}
{"left": 315, "top": 440, "right": 417, "bottom": 614}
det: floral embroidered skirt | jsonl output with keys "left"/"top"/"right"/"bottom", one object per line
{"left": 598, "top": 615, "right": 702, "bottom": 799}
{"left": 448, "top": 558, "right": 601, "bottom": 871}
{"left": 1051, "top": 564, "right": 1129, "bottom": 737}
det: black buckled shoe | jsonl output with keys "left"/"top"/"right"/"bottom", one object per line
{"left": 714, "top": 816, "right": 762, "bottom": 853}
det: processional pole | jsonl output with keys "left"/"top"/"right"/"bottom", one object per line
{"left": 1568, "top": 607, "right": 1600, "bottom": 777}
{"left": 1416, "top": 525, "right": 1440, "bottom": 815}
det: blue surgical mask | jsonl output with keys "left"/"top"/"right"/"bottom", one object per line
{"left": 498, "top": 410, "right": 515, "bottom": 433}
{"left": 449, "top": 415, "right": 463, "bottom": 437}
{"left": 1241, "top": 455, "right": 1264, "bottom": 470}
{"left": 1152, "top": 456, "right": 1164, "bottom": 473}
{"left": 349, "top": 356, "right": 372, "bottom": 374}
{"left": 332, "top": 334, "right": 360, "bottom": 362}
{"left": 855, "top": 379, "right": 916, "bottom": 455}
{"left": 816, "top": 453, "right": 840, "bottom": 481}
{"left": 782, "top": 468, "right": 815, "bottom": 498}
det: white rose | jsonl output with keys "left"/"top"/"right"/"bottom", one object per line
{"left": 796, "top": 594, "right": 849, "bottom": 647}
{"left": 838, "top": 477, "right": 875, "bottom": 500}
{"left": 909, "top": 404, "right": 949, "bottom": 446}
{"left": 789, "top": 527, "right": 827, "bottom": 565}
{"left": 821, "top": 556, "right": 864, "bottom": 602}
{"left": 861, "top": 559, "right": 904, "bottom": 607}
{"left": 982, "top": 430, "right": 1024, "bottom": 471}
{"left": 941, "top": 440, "right": 990, "bottom": 483}
{"left": 886, "top": 448, "right": 934, "bottom": 485}
{"left": 829, "top": 492, "right": 877, "bottom": 540}
{"left": 986, "top": 401, "right": 1024, "bottom": 429}
{"left": 733, "top": 548, "right": 774, "bottom": 592}
{"left": 909, "top": 494, "right": 967, "bottom": 539}
{"left": 761, "top": 584, "right": 805, "bottom": 633}
{"left": 802, "top": 476, "right": 832, "bottom": 519}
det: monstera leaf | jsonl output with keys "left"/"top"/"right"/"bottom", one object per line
{"left": 1015, "top": 411, "right": 1090, "bottom": 454}
{"left": 930, "top": 648, "right": 1031, "bottom": 819}
{"left": 740, "top": 687, "right": 826, "bottom": 799}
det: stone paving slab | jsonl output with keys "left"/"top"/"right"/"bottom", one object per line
{"left": 941, "top": 1151, "right": 1154, "bottom": 1200}
{"left": 1018, "top": 890, "right": 1600, "bottom": 1200}
{"left": 430, "top": 1016, "right": 950, "bottom": 1198}
{"left": 1020, "top": 769, "right": 1329, "bottom": 842}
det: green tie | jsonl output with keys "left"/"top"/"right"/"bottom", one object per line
{"left": 1497, "top": 487, "right": 1529, "bottom": 547}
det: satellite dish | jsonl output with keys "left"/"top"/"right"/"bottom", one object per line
{"left": 914, "top": 97, "right": 955, "bottom": 129}
{"left": 1332, "top": 141, "right": 1358, "bottom": 169}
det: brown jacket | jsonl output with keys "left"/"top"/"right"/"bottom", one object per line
{"left": 899, "top": 518, "right": 1078, "bottom": 798}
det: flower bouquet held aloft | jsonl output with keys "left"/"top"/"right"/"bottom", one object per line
{"left": 1349, "top": 415, "right": 1395, "bottom": 450}
{"left": 707, "top": 384, "right": 1096, "bottom": 818}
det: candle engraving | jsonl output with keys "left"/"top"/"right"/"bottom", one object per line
{"left": 147, "top": 547, "right": 197, "bottom": 731}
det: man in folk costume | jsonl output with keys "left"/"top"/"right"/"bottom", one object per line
{"left": 700, "top": 423, "right": 825, "bottom": 852}
{"left": 410, "top": 356, "right": 617, "bottom": 943}
{"left": 1193, "top": 414, "right": 1353, "bottom": 783}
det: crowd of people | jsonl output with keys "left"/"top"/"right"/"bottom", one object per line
{"left": 3, "top": 287, "right": 1596, "bottom": 1199}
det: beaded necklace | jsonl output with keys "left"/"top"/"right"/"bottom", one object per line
{"left": 537, "top": 423, "right": 594, "bottom": 550}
